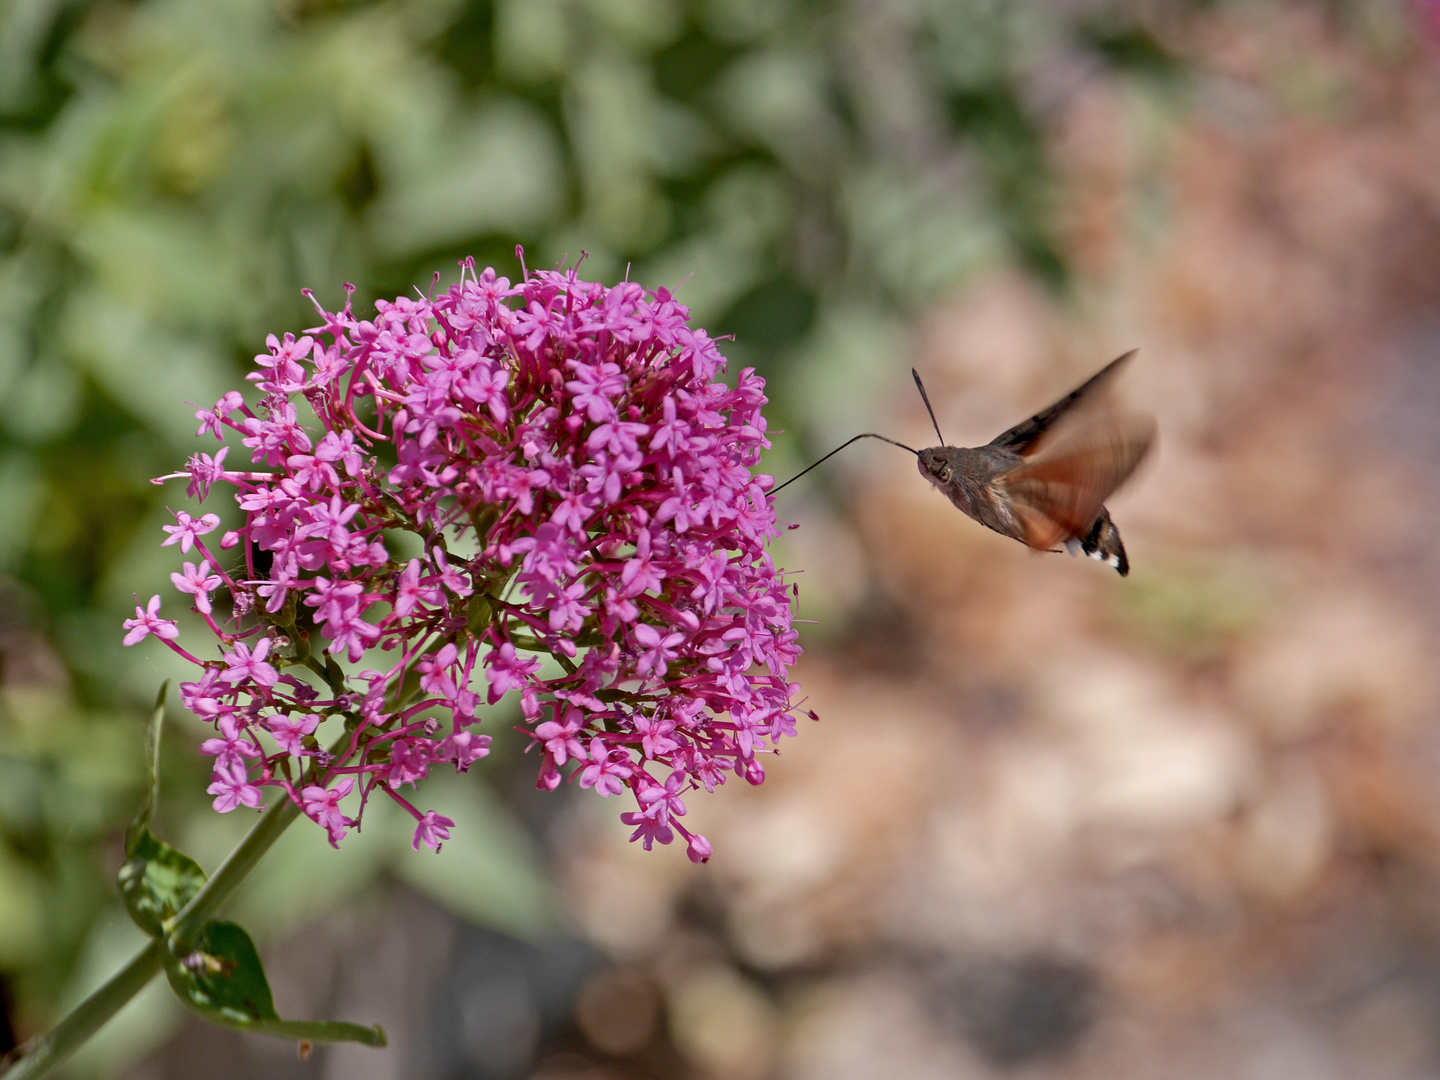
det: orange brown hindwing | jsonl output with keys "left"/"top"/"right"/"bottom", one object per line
{"left": 996, "top": 411, "right": 1156, "bottom": 552}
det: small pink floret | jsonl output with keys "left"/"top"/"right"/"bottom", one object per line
{"left": 122, "top": 595, "right": 180, "bottom": 646}
{"left": 412, "top": 811, "right": 456, "bottom": 852}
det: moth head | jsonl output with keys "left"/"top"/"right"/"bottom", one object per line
{"left": 917, "top": 448, "right": 953, "bottom": 485}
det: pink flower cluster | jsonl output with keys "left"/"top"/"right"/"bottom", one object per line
{"left": 124, "top": 257, "right": 805, "bottom": 860}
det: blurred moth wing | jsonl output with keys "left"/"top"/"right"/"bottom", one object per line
{"left": 997, "top": 410, "right": 1156, "bottom": 552}
{"left": 988, "top": 349, "right": 1138, "bottom": 455}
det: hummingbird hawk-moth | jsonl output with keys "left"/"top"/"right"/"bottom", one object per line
{"left": 773, "top": 351, "right": 1156, "bottom": 575}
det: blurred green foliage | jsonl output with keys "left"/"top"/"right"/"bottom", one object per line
{"left": 0, "top": 0, "right": 1190, "bottom": 1067}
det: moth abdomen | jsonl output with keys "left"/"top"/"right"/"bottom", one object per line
{"left": 1064, "top": 510, "right": 1129, "bottom": 576}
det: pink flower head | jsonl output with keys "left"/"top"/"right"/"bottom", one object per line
{"left": 142, "top": 258, "right": 804, "bottom": 855}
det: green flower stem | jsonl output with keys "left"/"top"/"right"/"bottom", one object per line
{"left": 169, "top": 796, "right": 302, "bottom": 951}
{"left": 4, "top": 790, "right": 305, "bottom": 1078}
{"left": 5, "top": 649, "right": 451, "bottom": 1079}
{"left": 2, "top": 940, "right": 165, "bottom": 1080}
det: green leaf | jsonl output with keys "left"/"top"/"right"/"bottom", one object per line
{"left": 162, "top": 920, "right": 274, "bottom": 1023}
{"left": 113, "top": 685, "right": 381, "bottom": 1048}
{"left": 118, "top": 682, "right": 209, "bottom": 937}
{"left": 124, "top": 682, "right": 169, "bottom": 859}
{"left": 118, "top": 833, "right": 208, "bottom": 939}
{"left": 164, "top": 920, "right": 385, "bottom": 1047}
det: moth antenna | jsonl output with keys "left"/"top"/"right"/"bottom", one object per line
{"left": 769, "top": 433, "right": 919, "bottom": 497}
{"left": 911, "top": 369, "right": 946, "bottom": 446}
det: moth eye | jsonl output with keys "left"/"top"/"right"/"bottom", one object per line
{"left": 937, "top": 465, "right": 952, "bottom": 482}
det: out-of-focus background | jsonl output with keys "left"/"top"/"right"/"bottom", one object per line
{"left": 4, "top": 0, "right": 1440, "bottom": 1077}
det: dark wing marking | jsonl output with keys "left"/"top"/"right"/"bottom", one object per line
{"left": 996, "top": 410, "right": 1155, "bottom": 552}
{"left": 988, "top": 349, "right": 1139, "bottom": 455}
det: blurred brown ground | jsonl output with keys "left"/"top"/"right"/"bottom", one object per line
{"left": 544, "top": 9, "right": 1440, "bottom": 1080}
